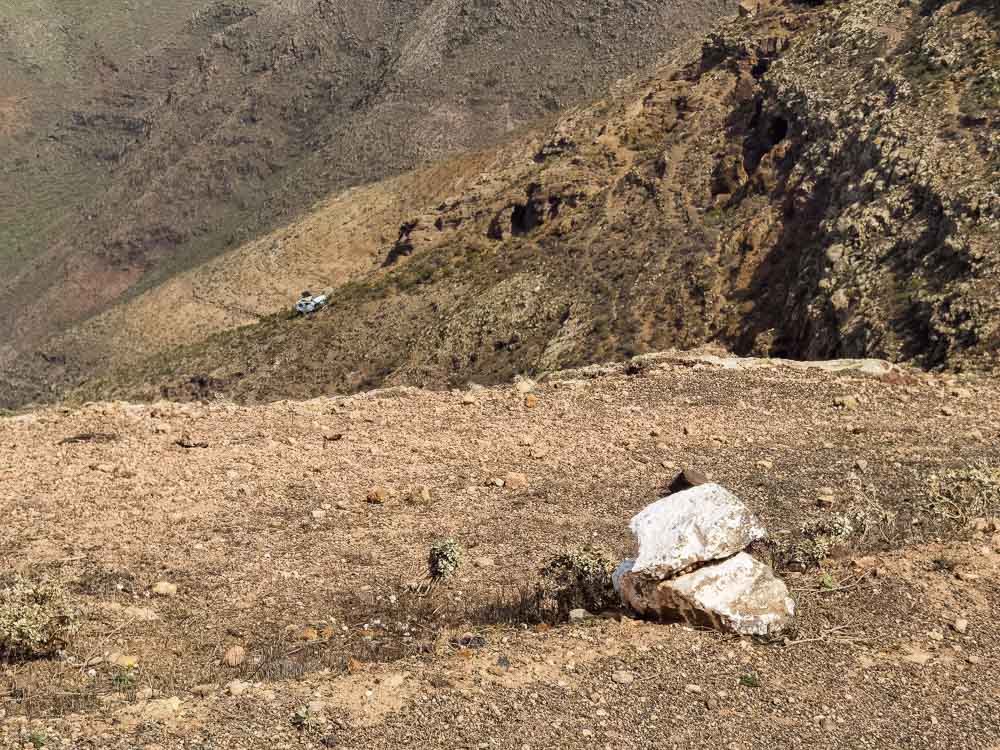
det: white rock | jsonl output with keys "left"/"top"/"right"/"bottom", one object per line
{"left": 612, "top": 559, "right": 635, "bottom": 594}
{"left": 514, "top": 378, "right": 536, "bottom": 394}
{"left": 152, "top": 581, "right": 178, "bottom": 597}
{"left": 135, "top": 697, "right": 181, "bottom": 722}
{"left": 621, "top": 553, "right": 794, "bottom": 636}
{"left": 124, "top": 606, "right": 159, "bottom": 622}
{"left": 628, "top": 484, "right": 766, "bottom": 577}
{"left": 505, "top": 472, "right": 529, "bottom": 490}
{"left": 227, "top": 680, "right": 250, "bottom": 697}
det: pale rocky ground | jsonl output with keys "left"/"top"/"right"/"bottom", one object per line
{"left": 2, "top": 352, "right": 999, "bottom": 749}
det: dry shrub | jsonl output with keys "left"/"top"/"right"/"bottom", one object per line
{"left": 922, "top": 463, "right": 1000, "bottom": 526}
{"left": 774, "top": 514, "right": 859, "bottom": 570}
{"left": 538, "top": 547, "right": 618, "bottom": 617}
{"left": 428, "top": 539, "right": 463, "bottom": 580}
{"left": 774, "top": 463, "right": 1000, "bottom": 570}
{"left": 0, "top": 575, "right": 78, "bottom": 660}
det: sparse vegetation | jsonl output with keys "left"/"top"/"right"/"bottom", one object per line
{"left": 0, "top": 575, "right": 78, "bottom": 660}
{"left": 428, "top": 539, "right": 463, "bottom": 580}
{"left": 291, "top": 705, "right": 322, "bottom": 730}
{"left": 538, "top": 547, "right": 618, "bottom": 617}
{"left": 740, "top": 671, "right": 762, "bottom": 688}
{"left": 772, "top": 464, "right": 1000, "bottom": 571}
{"left": 921, "top": 463, "right": 1000, "bottom": 527}
{"left": 931, "top": 557, "right": 958, "bottom": 574}
{"left": 111, "top": 667, "right": 137, "bottom": 693}
{"left": 774, "top": 514, "right": 858, "bottom": 570}
{"left": 960, "top": 69, "right": 1000, "bottom": 119}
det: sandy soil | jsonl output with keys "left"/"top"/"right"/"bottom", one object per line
{"left": 1, "top": 352, "right": 999, "bottom": 749}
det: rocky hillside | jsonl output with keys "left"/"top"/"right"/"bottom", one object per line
{"left": 0, "top": 0, "right": 736, "bottom": 386}
{"left": 22, "top": 0, "right": 993, "bottom": 407}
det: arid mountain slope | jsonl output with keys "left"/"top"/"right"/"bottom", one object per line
{"left": 0, "top": 0, "right": 736, "bottom": 371}
{"left": 0, "top": 0, "right": 268, "bottom": 286}
{"left": 26, "top": 0, "right": 997, "bottom": 408}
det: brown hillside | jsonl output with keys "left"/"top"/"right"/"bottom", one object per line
{"left": 2, "top": 354, "right": 999, "bottom": 746}
{"left": 0, "top": 0, "right": 736, "bottom": 374}
{"left": 38, "top": 0, "right": 999, "bottom": 408}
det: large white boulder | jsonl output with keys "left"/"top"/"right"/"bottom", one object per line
{"left": 628, "top": 483, "right": 766, "bottom": 578}
{"left": 620, "top": 552, "right": 794, "bottom": 636}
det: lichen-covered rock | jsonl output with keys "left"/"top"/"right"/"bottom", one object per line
{"left": 628, "top": 484, "right": 767, "bottom": 578}
{"left": 620, "top": 553, "right": 794, "bottom": 636}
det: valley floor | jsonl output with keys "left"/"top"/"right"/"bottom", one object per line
{"left": 1, "top": 353, "right": 999, "bottom": 749}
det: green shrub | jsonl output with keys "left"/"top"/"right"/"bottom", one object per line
{"left": 0, "top": 575, "right": 78, "bottom": 659}
{"left": 740, "top": 671, "right": 762, "bottom": 688}
{"left": 922, "top": 464, "right": 1000, "bottom": 526}
{"left": 428, "top": 539, "right": 463, "bottom": 580}
{"left": 774, "top": 514, "right": 857, "bottom": 570}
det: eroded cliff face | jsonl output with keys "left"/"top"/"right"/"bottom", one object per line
{"left": 377, "top": 0, "right": 999, "bottom": 375}
{"left": 4, "top": 0, "right": 999, "bottom": 407}
{"left": 723, "top": 0, "right": 1000, "bottom": 369}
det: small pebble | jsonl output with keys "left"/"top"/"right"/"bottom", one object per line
{"left": 152, "top": 581, "right": 178, "bottom": 597}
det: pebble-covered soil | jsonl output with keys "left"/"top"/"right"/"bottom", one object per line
{"left": 1, "top": 352, "right": 999, "bottom": 749}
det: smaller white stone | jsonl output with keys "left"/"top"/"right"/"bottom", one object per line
{"left": 612, "top": 559, "right": 635, "bottom": 594}
{"left": 227, "top": 680, "right": 250, "bottom": 697}
{"left": 152, "top": 581, "right": 178, "bottom": 597}
{"left": 662, "top": 552, "right": 794, "bottom": 636}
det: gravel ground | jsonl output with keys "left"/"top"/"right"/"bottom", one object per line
{"left": 1, "top": 352, "right": 998, "bottom": 749}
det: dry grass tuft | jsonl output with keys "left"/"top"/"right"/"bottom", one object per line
{"left": 921, "top": 463, "right": 1000, "bottom": 527}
